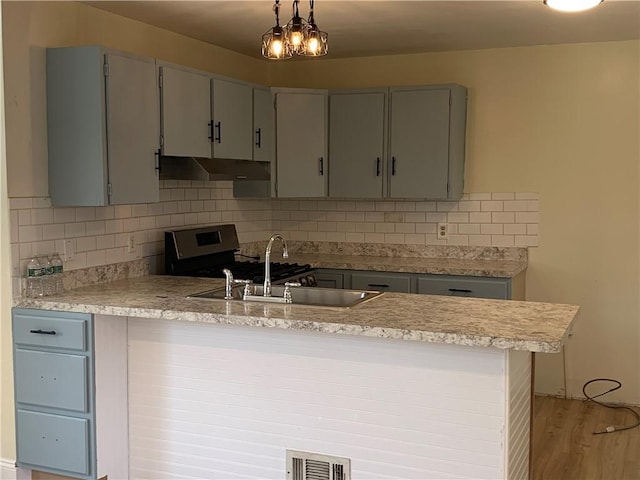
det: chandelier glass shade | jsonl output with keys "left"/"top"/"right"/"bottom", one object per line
{"left": 262, "top": 0, "right": 328, "bottom": 59}
{"left": 543, "top": 0, "right": 604, "bottom": 12}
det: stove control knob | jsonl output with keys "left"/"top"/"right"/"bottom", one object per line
{"left": 299, "top": 276, "right": 308, "bottom": 286}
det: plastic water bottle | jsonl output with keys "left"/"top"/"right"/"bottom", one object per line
{"left": 51, "top": 253, "right": 64, "bottom": 295}
{"left": 26, "top": 257, "right": 43, "bottom": 298}
{"left": 41, "top": 256, "right": 55, "bottom": 296}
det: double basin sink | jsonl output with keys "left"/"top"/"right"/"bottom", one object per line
{"left": 189, "top": 284, "right": 383, "bottom": 308}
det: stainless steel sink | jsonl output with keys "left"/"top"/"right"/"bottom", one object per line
{"left": 188, "top": 285, "right": 383, "bottom": 308}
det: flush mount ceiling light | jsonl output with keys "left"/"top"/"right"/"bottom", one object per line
{"left": 544, "top": 0, "right": 604, "bottom": 12}
{"left": 261, "top": 0, "right": 328, "bottom": 59}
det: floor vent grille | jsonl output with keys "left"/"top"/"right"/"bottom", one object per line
{"left": 286, "top": 450, "right": 351, "bottom": 480}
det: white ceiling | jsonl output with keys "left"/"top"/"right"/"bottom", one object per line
{"left": 85, "top": 0, "right": 640, "bottom": 59}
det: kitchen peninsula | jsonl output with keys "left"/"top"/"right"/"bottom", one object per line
{"left": 13, "top": 274, "right": 578, "bottom": 480}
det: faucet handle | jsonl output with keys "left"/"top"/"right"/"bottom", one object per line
{"left": 283, "top": 281, "right": 302, "bottom": 304}
{"left": 233, "top": 279, "right": 253, "bottom": 299}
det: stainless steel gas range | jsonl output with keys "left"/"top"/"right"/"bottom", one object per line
{"left": 164, "top": 224, "right": 317, "bottom": 286}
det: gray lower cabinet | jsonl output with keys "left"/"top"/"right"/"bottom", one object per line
{"left": 351, "top": 272, "right": 413, "bottom": 293}
{"left": 314, "top": 270, "right": 346, "bottom": 289}
{"left": 12, "top": 308, "right": 128, "bottom": 480}
{"left": 415, "top": 275, "right": 511, "bottom": 300}
{"left": 314, "top": 268, "right": 521, "bottom": 299}
{"left": 12, "top": 308, "right": 96, "bottom": 479}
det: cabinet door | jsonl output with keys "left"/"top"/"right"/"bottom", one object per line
{"left": 253, "top": 88, "right": 274, "bottom": 163}
{"left": 276, "top": 92, "right": 327, "bottom": 198}
{"left": 17, "top": 410, "right": 90, "bottom": 476}
{"left": 160, "top": 65, "right": 212, "bottom": 158}
{"left": 329, "top": 92, "right": 385, "bottom": 198}
{"left": 314, "top": 271, "right": 345, "bottom": 289}
{"left": 389, "top": 88, "right": 450, "bottom": 199}
{"left": 212, "top": 78, "right": 253, "bottom": 160}
{"left": 416, "top": 276, "right": 511, "bottom": 300}
{"left": 106, "top": 52, "right": 160, "bottom": 204}
{"left": 351, "top": 272, "right": 412, "bottom": 293}
{"left": 15, "top": 350, "right": 88, "bottom": 412}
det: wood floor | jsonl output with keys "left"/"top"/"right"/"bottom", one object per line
{"left": 532, "top": 395, "right": 640, "bottom": 480}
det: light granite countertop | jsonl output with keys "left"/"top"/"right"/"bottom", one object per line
{"left": 13, "top": 275, "right": 578, "bottom": 353}
{"left": 285, "top": 253, "right": 526, "bottom": 277}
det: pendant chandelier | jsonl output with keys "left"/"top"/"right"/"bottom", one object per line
{"left": 262, "top": 0, "right": 328, "bottom": 59}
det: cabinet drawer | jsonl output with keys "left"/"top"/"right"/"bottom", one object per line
{"left": 17, "top": 409, "right": 90, "bottom": 476}
{"left": 15, "top": 349, "right": 88, "bottom": 412}
{"left": 416, "top": 276, "right": 509, "bottom": 299}
{"left": 13, "top": 309, "right": 88, "bottom": 351}
{"left": 351, "top": 272, "right": 412, "bottom": 293}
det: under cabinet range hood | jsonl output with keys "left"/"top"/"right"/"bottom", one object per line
{"left": 159, "top": 156, "right": 270, "bottom": 182}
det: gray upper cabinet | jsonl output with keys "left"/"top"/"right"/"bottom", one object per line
{"left": 329, "top": 91, "right": 386, "bottom": 198}
{"left": 211, "top": 78, "right": 253, "bottom": 160}
{"left": 159, "top": 64, "right": 212, "bottom": 158}
{"left": 275, "top": 91, "right": 328, "bottom": 198}
{"left": 253, "top": 87, "right": 274, "bottom": 163}
{"left": 47, "top": 46, "right": 160, "bottom": 206}
{"left": 388, "top": 85, "right": 467, "bottom": 200}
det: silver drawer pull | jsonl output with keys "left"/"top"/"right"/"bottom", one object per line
{"left": 29, "top": 329, "right": 57, "bottom": 335}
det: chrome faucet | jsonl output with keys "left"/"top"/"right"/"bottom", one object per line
{"left": 264, "top": 234, "right": 288, "bottom": 297}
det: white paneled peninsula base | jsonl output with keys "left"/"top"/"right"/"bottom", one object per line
{"left": 13, "top": 276, "right": 578, "bottom": 480}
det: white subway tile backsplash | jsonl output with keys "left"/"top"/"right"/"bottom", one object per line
{"left": 481, "top": 200, "right": 504, "bottom": 212}
{"left": 481, "top": 224, "right": 503, "bottom": 235}
{"left": 19, "top": 225, "right": 43, "bottom": 242}
{"left": 86, "top": 221, "right": 106, "bottom": 236}
{"left": 426, "top": 213, "right": 447, "bottom": 223}
{"left": 457, "top": 201, "right": 481, "bottom": 212}
{"left": 43, "top": 224, "right": 65, "bottom": 240}
{"left": 515, "top": 193, "right": 539, "bottom": 200}
{"left": 76, "top": 207, "right": 96, "bottom": 222}
{"left": 33, "top": 197, "right": 52, "bottom": 209}
{"left": 503, "top": 200, "right": 528, "bottom": 212}
{"left": 504, "top": 224, "right": 527, "bottom": 235}
{"left": 492, "top": 212, "right": 515, "bottom": 224}
{"left": 447, "top": 212, "right": 469, "bottom": 223}
{"left": 458, "top": 224, "right": 481, "bottom": 235}
{"left": 18, "top": 210, "right": 32, "bottom": 226}
{"left": 469, "top": 212, "right": 492, "bottom": 224}
{"left": 468, "top": 193, "right": 491, "bottom": 201}
{"left": 491, "top": 193, "right": 515, "bottom": 200}
{"left": 54, "top": 208, "right": 76, "bottom": 223}
{"left": 491, "top": 235, "right": 515, "bottom": 247}
{"left": 9, "top": 188, "right": 539, "bottom": 289}
{"left": 9, "top": 198, "right": 33, "bottom": 209}
{"left": 32, "top": 208, "right": 54, "bottom": 225}
{"left": 516, "top": 212, "right": 539, "bottom": 223}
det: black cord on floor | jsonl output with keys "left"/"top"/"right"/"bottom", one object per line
{"left": 582, "top": 378, "right": 640, "bottom": 434}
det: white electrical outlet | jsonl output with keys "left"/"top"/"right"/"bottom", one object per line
{"left": 127, "top": 234, "right": 136, "bottom": 253}
{"left": 437, "top": 223, "right": 449, "bottom": 240}
{"left": 64, "top": 239, "right": 75, "bottom": 261}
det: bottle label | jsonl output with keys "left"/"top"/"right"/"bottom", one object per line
{"left": 27, "top": 267, "right": 42, "bottom": 277}
{"left": 53, "top": 266, "right": 63, "bottom": 274}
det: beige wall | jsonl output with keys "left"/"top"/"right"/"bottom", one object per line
{"left": 0, "top": 0, "right": 269, "bottom": 460}
{"left": 3, "top": 0, "right": 269, "bottom": 198}
{"left": 2, "top": 0, "right": 639, "bottom": 465}
{"left": 272, "top": 41, "right": 640, "bottom": 404}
